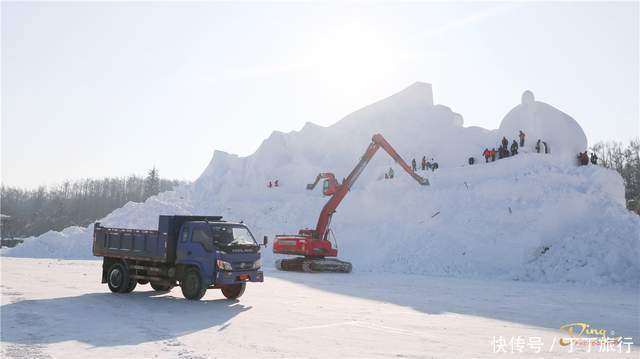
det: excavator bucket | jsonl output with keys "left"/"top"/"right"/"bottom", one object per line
{"left": 275, "top": 257, "right": 352, "bottom": 273}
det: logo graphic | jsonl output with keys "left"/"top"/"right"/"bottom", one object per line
{"left": 559, "top": 322, "right": 615, "bottom": 346}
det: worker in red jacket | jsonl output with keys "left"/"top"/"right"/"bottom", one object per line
{"left": 483, "top": 148, "right": 491, "bottom": 163}
{"left": 490, "top": 148, "right": 497, "bottom": 162}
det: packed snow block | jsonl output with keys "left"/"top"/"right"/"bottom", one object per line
{"left": 497, "top": 91, "right": 588, "bottom": 162}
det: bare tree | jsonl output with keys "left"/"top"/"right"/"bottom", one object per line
{"left": 1, "top": 169, "right": 187, "bottom": 239}
{"left": 590, "top": 138, "right": 640, "bottom": 214}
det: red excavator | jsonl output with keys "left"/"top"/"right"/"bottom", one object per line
{"left": 273, "top": 133, "right": 429, "bottom": 273}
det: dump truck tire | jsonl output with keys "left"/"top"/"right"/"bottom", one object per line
{"left": 123, "top": 279, "right": 137, "bottom": 293}
{"left": 107, "top": 262, "right": 130, "bottom": 293}
{"left": 181, "top": 268, "right": 206, "bottom": 300}
{"left": 221, "top": 283, "right": 246, "bottom": 300}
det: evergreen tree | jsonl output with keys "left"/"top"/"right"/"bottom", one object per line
{"left": 143, "top": 167, "right": 161, "bottom": 200}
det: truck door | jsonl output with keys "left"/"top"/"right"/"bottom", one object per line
{"left": 176, "top": 223, "right": 216, "bottom": 285}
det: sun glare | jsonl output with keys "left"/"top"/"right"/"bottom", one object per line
{"left": 303, "top": 23, "right": 398, "bottom": 88}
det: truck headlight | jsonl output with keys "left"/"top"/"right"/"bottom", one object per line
{"left": 216, "top": 260, "right": 233, "bottom": 271}
{"left": 252, "top": 260, "right": 261, "bottom": 269}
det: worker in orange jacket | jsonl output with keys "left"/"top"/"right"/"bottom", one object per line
{"left": 483, "top": 148, "right": 491, "bottom": 163}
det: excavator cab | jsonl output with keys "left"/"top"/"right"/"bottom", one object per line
{"left": 322, "top": 178, "right": 338, "bottom": 196}
{"left": 307, "top": 173, "right": 340, "bottom": 196}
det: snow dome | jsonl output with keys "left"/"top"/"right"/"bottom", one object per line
{"left": 498, "top": 91, "right": 588, "bottom": 162}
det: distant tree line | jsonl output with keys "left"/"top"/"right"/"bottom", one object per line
{"left": 1, "top": 168, "right": 188, "bottom": 239}
{"left": 590, "top": 138, "right": 640, "bottom": 214}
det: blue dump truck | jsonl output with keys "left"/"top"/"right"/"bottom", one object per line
{"left": 92, "top": 215, "right": 266, "bottom": 300}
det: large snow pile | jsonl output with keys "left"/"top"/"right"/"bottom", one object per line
{"left": 4, "top": 83, "right": 638, "bottom": 285}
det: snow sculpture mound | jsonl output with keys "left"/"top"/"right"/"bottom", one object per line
{"left": 4, "top": 83, "right": 638, "bottom": 286}
{"left": 498, "top": 91, "right": 588, "bottom": 162}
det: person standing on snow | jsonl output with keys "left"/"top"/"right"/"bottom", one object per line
{"left": 542, "top": 141, "right": 549, "bottom": 154}
{"left": 501, "top": 136, "right": 508, "bottom": 149}
{"left": 590, "top": 152, "right": 598, "bottom": 165}
{"left": 510, "top": 140, "right": 519, "bottom": 156}
{"left": 388, "top": 167, "right": 395, "bottom": 179}
{"left": 535, "top": 140, "right": 541, "bottom": 153}
{"left": 411, "top": 158, "right": 417, "bottom": 172}
{"left": 421, "top": 156, "right": 427, "bottom": 171}
{"left": 483, "top": 148, "right": 491, "bottom": 163}
{"left": 519, "top": 130, "right": 525, "bottom": 147}
{"left": 577, "top": 152, "right": 588, "bottom": 166}
{"left": 490, "top": 148, "right": 497, "bottom": 162}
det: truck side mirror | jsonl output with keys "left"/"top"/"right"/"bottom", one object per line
{"left": 263, "top": 235, "right": 268, "bottom": 246}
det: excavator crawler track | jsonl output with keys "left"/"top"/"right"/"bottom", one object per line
{"left": 275, "top": 257, "right": 352, "bottom": 273}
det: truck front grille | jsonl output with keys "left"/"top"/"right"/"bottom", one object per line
{"left": 231, "top": 261, "right": 254, "bottom": 270}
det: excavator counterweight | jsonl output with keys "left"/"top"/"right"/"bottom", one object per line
{"left": 273, "top": 133, "right": 429, "bottom": 273}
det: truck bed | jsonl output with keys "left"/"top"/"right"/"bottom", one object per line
{"left": 92, "top": 215, "right": 224, "bottom": 263}
{"left": 92, "top": 224, "right": 169, "bottom": 262}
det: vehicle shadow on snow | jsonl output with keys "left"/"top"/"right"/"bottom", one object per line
{"left": 0, "top": 289, "right": 250, "bottom": 347}
{"left": 267, "top": 269, "right": 639, "bottom": 340}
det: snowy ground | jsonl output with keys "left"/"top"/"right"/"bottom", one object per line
{"left": 1, "top": 258, "right": 637, "bottom": 358}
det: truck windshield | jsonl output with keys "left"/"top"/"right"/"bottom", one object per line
{"left": 210, "top": 224, "right": 257, "bottom": 247}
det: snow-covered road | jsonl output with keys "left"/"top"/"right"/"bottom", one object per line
{"left": 1, "top": 258, "right": 637, "bottom": 358}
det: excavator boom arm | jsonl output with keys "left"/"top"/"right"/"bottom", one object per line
{"left": 313, "top": 134, "right": 428, "bottom": 240}
{"left": 373, "top": 134, "right": 430, "bottom": 186}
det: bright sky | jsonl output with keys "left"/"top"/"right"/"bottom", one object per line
{"left": 2, "top": 1, "right": 638, "bottom": 188}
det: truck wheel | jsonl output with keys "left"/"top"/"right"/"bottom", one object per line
{"left": 150, "top": 282, "right": 172, "bottom": 291}
{"left": 137, "top": 280, "right": 149, "bottom": 285}
{"left": 123, "top": 279, "right": 137, "bottom": 293}
{"left": 107, "top": 262, "right": 130, "bottom": 293}
{"left": 181, "top": 269, "right": 206, "bottom": 300}
{"left": 221, "top": 283, "right": 246, "bottom": 300}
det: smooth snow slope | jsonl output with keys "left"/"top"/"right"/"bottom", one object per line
{"left": 4, "top": 83, "right": 638, "bottom": 285}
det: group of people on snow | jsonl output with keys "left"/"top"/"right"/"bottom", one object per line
{"left": 384, "top": 167, "right": 395, "bottom": 179}
{"left": 411, "top": 156, "right": 439, "bottom": 172}
{"left": 477, "top": 130, "right": 551, "bottom": 164}
{"left": 535, "top": 139, "right": 549, "bottom": 154}
{"left": 267, "top": 179, "right": 280, "bottom": 188}
{"left": 389, "top": 155, "right": 439, "bottom": 179}
{"left": 480, "top": 131, "right": 525, "bottom": 163}
{"left": 577, "top": 151, "right": 598, "bottom": 166}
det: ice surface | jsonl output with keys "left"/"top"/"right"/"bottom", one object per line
{"left": 4, "top": 83, "right": 638, "bottom": 286}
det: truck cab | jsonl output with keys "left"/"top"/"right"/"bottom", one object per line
{"left": 176, "top": 220, "right": 265, "bottom": 296}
